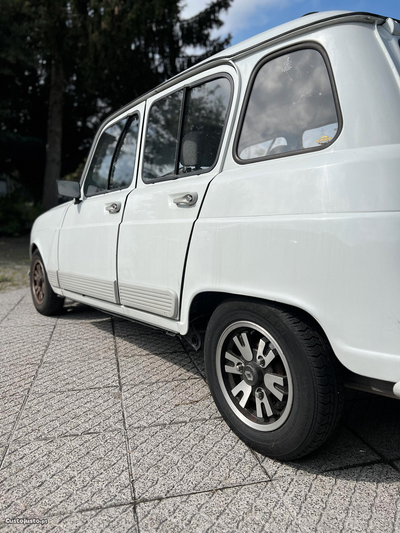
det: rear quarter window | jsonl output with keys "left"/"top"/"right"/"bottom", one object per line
{"left": 236, "top": 45, "right": 341, "bottom": 162}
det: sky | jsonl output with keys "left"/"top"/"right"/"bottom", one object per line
{"left": 181, "top": 0, "right": 400, "bottom": 46}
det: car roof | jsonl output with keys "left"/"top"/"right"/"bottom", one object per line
{"left": 103, "top": 10, "right": 388, "bottom": 127}
{"left": 206, "top": 10, "right": 384, "bottom": 61}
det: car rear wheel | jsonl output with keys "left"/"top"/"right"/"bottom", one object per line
{"left": 30, "top": 250, "right": 64, "bottom": 316}
{"left": 204, "top": 300, "right": 343, "bottom": 460}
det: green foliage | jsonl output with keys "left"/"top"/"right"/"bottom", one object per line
{"left": 0, "top": 191, "right": 44, "bottom": 236}
{"left": 0, "top": 0, "right": 232, "bottom": 207}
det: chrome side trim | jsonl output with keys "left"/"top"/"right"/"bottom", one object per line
{"left": 47, "top": 270, "right": 59, "bottom": 288}
{"left": 119, "top": 283, "right": 178, "bottom": 318}
{"left": 58, "top": 272, "right": 116, "bottom": 303}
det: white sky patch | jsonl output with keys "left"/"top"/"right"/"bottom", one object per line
{"left": 180, "top": 0, "right": 301, "bottom": 42}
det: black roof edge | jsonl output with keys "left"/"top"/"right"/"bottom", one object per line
{"left": 101, "top": 11, "right": 396, "bottom": 128}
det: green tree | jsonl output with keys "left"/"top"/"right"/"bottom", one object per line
{"left": 0, "top": 0, "right": 232, "bottom": 211}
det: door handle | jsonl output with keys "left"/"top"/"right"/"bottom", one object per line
{"left": 173, "top": 192, "right": 198, "bottom": 207}
{"left": 105, "top": 201, "right": 121, "bottom": 213}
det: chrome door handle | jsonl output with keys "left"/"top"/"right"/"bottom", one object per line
{"left": 173, "top": 192, "right": 198, "bottom": 207}
{"left": 105, "top": 202, "right": 121, "bottom": 213}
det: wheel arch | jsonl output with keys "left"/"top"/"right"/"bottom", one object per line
{"left": 30, "top": 242, "right": 39, "bottom": 258}
{"left": 188, "top": 290, "right": 337, "bottom": 359}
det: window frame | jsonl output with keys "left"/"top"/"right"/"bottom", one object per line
{"left": 233, "top": 42, "right": 343, "bottom": 166}
{"left": 142, "top": 72, "right": 234, "bottom": 184}
{"left": 82, "top": 110, "right": 141, "bottom": 199}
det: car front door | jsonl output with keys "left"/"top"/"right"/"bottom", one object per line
{"left": 117, "top": 67, "right": 236, "bottom": 318}
{"left": 58, "top": 103, "right": 145, "bottom": 304}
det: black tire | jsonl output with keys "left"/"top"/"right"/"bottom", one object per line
{"left": 30, "top": 250, "right": 64, "bottom": 316}
{"left": 204, "top": 300, "right": 343, "bottom": 460}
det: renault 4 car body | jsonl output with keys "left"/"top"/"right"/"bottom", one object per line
{"left": 30, "top": 11, "right": 400, "bottom": 459}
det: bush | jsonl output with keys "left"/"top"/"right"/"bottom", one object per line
{"left": 0, "top": 193, "right": 43, "bottom": 236}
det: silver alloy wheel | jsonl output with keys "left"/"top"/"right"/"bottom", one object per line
{"left": 216, "top": 321, "right": 293, "bottom": 431}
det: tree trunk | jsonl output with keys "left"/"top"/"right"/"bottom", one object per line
{"left": 42, "top": 60, "right": 64, "bottom": 211}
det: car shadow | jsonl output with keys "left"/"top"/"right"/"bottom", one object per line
{"left": 61, "top": 302, "right": 400, "bottom": 481}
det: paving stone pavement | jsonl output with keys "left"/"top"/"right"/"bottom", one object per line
{"left": 0, "top": 288, "right": 400, "bottom": 532}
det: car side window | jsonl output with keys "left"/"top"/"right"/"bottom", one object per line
{"left": 110, "top": 115, "right": 140, "bottom": 190}
{"left": 143, "top": 91, "right": 183, "bottom": 180}
{"left": 143, "top": 77, "right": 231, "bottom": 181}
{"left": 237, "top": 48, "right": 339, "bottom": 161}
{"left": 179, "top": 78, "right": 231, "bottom": 174}
{"left": 84, "top": 115, "right": 139, "bottom": 197}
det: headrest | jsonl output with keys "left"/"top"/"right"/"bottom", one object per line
{"left": 180, "top": 129, "right": 221, "bottom": 169}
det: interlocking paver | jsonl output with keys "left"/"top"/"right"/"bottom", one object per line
{"left": 343, "top": 395, "right": 400, "bottom": 461}
{"left": 43, "top": 322, "right": 115, "bottom": 363}
{"left": 1, "top": 313, "right": 58, "bottom": 328}
{"left": 31, "top": 358, "right": 118, "bottom": 394}
{"left": 13, "top": 389, "right": 124, "bottom": 441}
{"left": 0, "top": 365, "right": 38, "bottom": 397}
{"left": 128, "top": 419, "right": 268, "bottom": 499}
{"left": 1, "top": 288, "right": 400, "bottom": 532}
{"left": 0, "top": 433, "right": 132, "bottom": 518}
{"left": 0, "top": 394, "right": 25, "bottom": 445}
{"left": 119, "top": 351, "right": 201, "bottom": 387}
{"left": 272, "top": 463, "right": 400, "bottom": 533}
{"left": 0, "top": 288, "right": 28, "bottom": 307}
{"left": 114, "top": 320, "right": 184, "bottom": 357}
{"left": 0, "top": 330, "right": 52, "bottom": 365}
{"left": 179, "top": 344, "right": 206, "bottom": 379}
{"left": 257, "top": 426, "right": 380, "bottom": 479}
{"left": 123, "top": 379, "right": 218, "bottom": 429}
{"left": 8, "top": 506, "right": 138, "bottom": 532}
{"left": 137, "top": 482, "right": 294, "bottom": 533}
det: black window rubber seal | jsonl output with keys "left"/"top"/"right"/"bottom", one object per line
{"left": 232, "top": 41, "right": 343, "bottom": 166}
{"left": 141, "top": 72, "right": 234, "bottom": 185}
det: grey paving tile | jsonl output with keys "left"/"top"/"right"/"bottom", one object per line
{"left": 343, "top": 395, "right": 400, "bottom": 461}
{"left": 0, "top": 288, "right": 29, "bottom": 306}
{"left": 31, "top": 358, "right": 118, "bottom": 394}
{"left": 43, "top": 322, "right": 115, "bottom": 363}
{"left": 0, "top": 329, "right": 52, "bottom": 366}
{"left": 4, "top": 506, "right": 138, "bottom": 532}
{"left": 137, "top": 481, "right": 294, "bottom": 533}
{"left": 123, "top": 379, "right": 218, "bottom": 429}
{"left": 13, "top": 388, "right": 124, "bottom": 441}
{"left": 0, "top": 308, "right": 11, "bottom": 321}
{"left": 272, "top": 463, "right": 400, "bottom": 533}
{"left": 188, "top": 349, "right": 205, "bottom": 379}
{"left": 0, "top": 394, "right": 25, "bottom": 445}
{"left": 128, "top": 419, "right": 268, "bottom": 499}
{"left": 179, "top": 341, "right": 205, "bottom": 378}
{"left": 257, "top": 426, "right": 380, "bottom": 479}
{"left": 0, "top": 433, "right": 132, "bottom": 519}
{"left": 58, "top": 301, "right": 107, "bottom": 322}
{"left": 115, "top": 320, "right": 183, "bottom": 357}
{"left": 0, "top": 365, "right": 38, "bottom": 397}
{"left": 1, "top": 310, "right": 58, "bottom": 328}
{"left": 119, "top": 351, "right": 201, "bottom": 387}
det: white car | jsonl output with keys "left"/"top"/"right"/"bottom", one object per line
{"left": 30, "top": 11, "right": 400, "bottom": 460}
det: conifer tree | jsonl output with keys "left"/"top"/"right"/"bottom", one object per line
{"left": 0, "top": 0, "right": 232, "bottom": 209}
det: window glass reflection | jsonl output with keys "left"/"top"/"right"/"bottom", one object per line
{"left": 110, "top": 115, "right": 139, "bottom": 190}
{"left": 84, "top": 119, "right": 127, "bottom": 196}
{"left": 143, "top": 91, "right": 183, "bottom": 180}
{"left": 238, "top": 49, "right": 339, "bottom": 160}
{"left": 179, "top": 78, "right": 231, "bottom": 172}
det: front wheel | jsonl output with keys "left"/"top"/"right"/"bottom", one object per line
{"left": 30, "top": 250, "right": 64, "bottom": 316}
{"left": 204, "top": 300, "right": 343, "bottom": 460}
